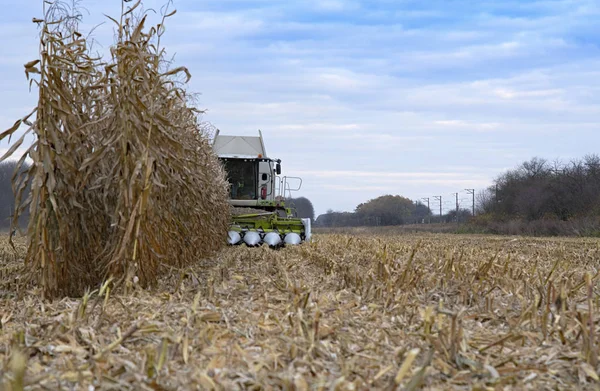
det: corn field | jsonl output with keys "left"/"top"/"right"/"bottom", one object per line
{"left": 0, "top": 1, "right": 230, "bottom": 298}
{"left": 2, "top": 232, "right": 600, "bottom": 390}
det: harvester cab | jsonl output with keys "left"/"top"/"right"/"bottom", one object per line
{"left": 213, "top": 130, "right": 311, "bottom": 247}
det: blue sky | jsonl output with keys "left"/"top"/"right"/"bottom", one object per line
{"left": 1, "top": 0, "right": 600, "bottom": 215}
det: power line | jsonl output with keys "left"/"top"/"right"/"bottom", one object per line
{"left": 419, "top": 188, "right": 479, "bottom": 223}
{"left": 452, "top": 192, "right": 459, "bottom": 224}
{"left": 421, "top": 197, "right": 430, "bottom": 223}
{"left": 433, "top": 196, "right": 442, "bottom": 218}
{"left": 465, "top": 189, "right": 475, "bottom": 216}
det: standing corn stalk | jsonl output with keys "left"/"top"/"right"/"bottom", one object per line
{"left": 1, "top": 0, "right": 230, "bottom": 297}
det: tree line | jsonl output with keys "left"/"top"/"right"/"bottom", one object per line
{"left": 477, "top": 155, "right": 600, "bottom": 221}
{"left": 314, "top": 154, "right": 600, "bottom": 232}
{"left": 288, "top": 197, "right": 315, "bottom": 221}
{"left": 315, "top": 195, "right": 436, "bottom": 227}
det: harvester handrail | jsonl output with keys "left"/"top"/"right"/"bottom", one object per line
{"left": 283, "top": 176, "right": 303, "bottom": 191}
{"left": 276, "top": 176, "right": 302, "bottom": 199}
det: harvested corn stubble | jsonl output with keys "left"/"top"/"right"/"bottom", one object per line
{"left": 2, "top": 233, "right": 600, "bottom": 390}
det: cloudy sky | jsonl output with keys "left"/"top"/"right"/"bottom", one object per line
{"left": 1, "top": 0, "right": 600, "bottom": 215}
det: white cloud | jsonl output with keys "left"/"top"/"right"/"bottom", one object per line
{"left": 434, "top": 120, "right": 501, "bottom": 131}
{"left": 295, "top": 170, "right": 485, "bottom": 179}
{"left": 317, "top": 71, "right": 365, "bottom": 89}
{"left": 172, "top": 11, "right": 265, "bottom": 37}
{"left": 310, "top": 0, "right": 360, "bottom": 12}
{"left": 275, "top": 123, "right": 362, "bottom": 132}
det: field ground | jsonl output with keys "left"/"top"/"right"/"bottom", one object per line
{"left": 2, "top": 233, "right": 600, "bottom": 390}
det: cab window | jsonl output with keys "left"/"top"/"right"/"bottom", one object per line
{"left": 222, "top": 159, "right": 257, "bottom": 200}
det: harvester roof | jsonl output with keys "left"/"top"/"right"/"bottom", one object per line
{"left": 213, "top": 129, "right": 267, "bottom": 159}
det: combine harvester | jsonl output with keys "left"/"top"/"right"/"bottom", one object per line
{"left": 213, "top": 130, "right": 311, "bottom": 247}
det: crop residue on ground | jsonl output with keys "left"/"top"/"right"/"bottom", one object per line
{"left": 2, "top": 233, "right": 600, "bottom": 390}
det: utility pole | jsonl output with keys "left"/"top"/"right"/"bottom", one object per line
{"left": 421, "top": 197, "right": 430, "bottom": 223}
{"left": 414, "top": 200, "right": 418, "bottom": 224}
{"left": 465, "top": 189, "right": 475, "bottom": 217}
{"left": 452, "top": 192, "right": 459, "bottom": 224}
{"left": 433, "top": 196, "right": 442, "bottom": 222}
